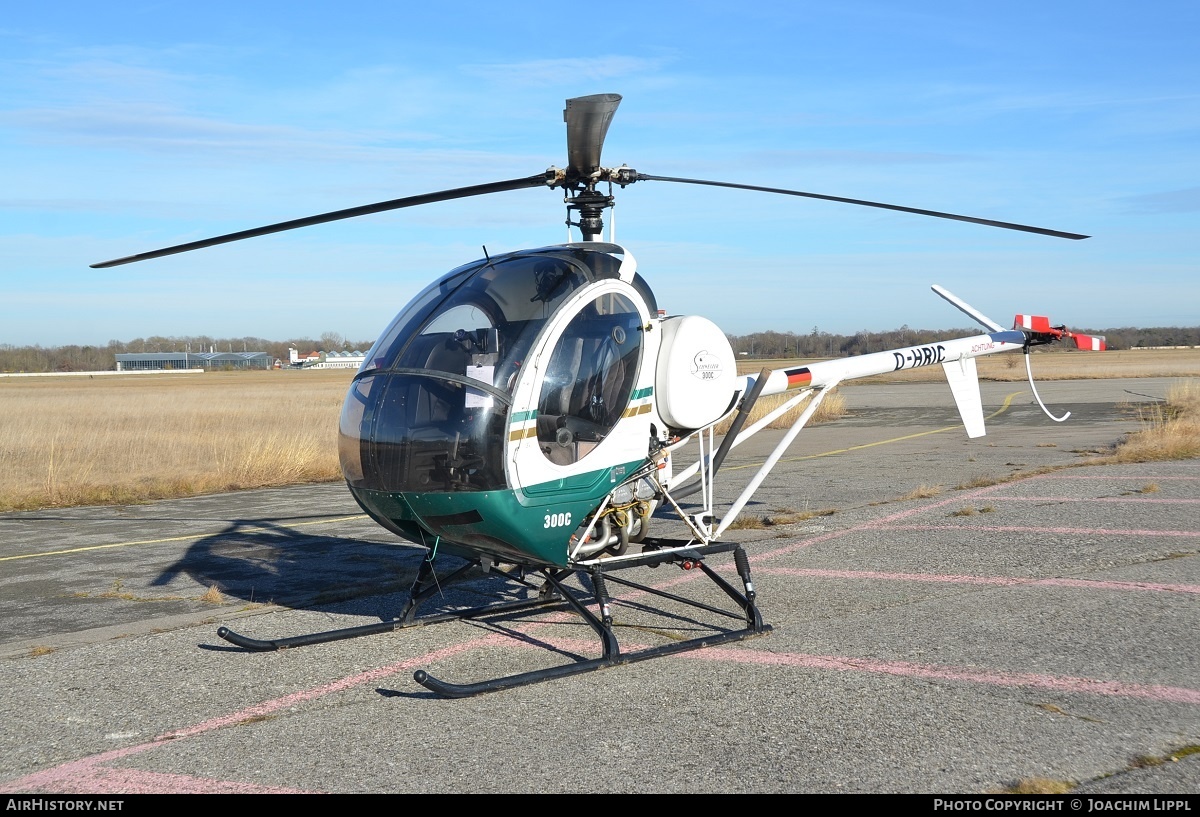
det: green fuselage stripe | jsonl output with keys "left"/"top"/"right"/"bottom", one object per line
{"left": 350, "top": 459, "right": 645, "bottom": 567}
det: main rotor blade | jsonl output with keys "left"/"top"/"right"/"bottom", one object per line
{"left": 634, "top": 173, "right": 1089, "bottom": 240}
{"left": 91, "top": 174, "right": 549, "bottom": 268}
{"left": 564, "top": 94, "right": 621, "bottom": 178}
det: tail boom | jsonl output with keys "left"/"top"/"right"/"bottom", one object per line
{"left": 741, "top": 329, "right": 1027, "bottom": 398}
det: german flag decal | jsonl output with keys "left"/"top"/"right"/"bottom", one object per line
{"left": 785, "top": 367, "right": 812, "bottom": 390}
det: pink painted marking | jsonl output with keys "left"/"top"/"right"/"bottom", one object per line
{"left": 989, "top": 496, "right": 1200, "bottom": 504}
{"left": 888, "top": 523, "right": 1198, "bottom": 538}
{"left": 1, "top": 636, "right": 499, "bottom": 795}
{"left": 759, "top": 567, "right": 1200, "bottom": 595}
{"left": 746, "top": 470, "right": 1198, "bottom": 568}
{"left": 1037, "top": 475, "right": 1200, "bottom": 481}
{"left": 690, "top": 648, "right": 1200, "bottom": 705}
{"left": 7, "top": 470, "right": 1197, "bottom": 793}
{"left": 507, "top": 636, "right": 1200, "bottom": 705}
{"left": 752, "top": 482, "right": 1013, "bottom": 562}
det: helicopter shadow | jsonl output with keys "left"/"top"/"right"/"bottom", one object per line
{"left": 151, "top": 518, "right": 433, "bottom": 618}
{"left": 155, "top": 517, "right": 563, "bottom": 644}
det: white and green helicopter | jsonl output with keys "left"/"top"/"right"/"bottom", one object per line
{"left": 93, "top": 94, "right": 1103, "bottom": 697}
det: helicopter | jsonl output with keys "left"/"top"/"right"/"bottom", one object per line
{"left": 93, "top": 93, "right": 1105, "bottom": 697}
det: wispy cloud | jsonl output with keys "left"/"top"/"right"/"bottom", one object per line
{"left": 462, "top": 55, "right": 671, "bottom": 86}
{"left": 744, "top": 149, "right": 970, "bottom": 167}
{"left": 0, "top": 103, "right": 541, "bottom": 171}
{"left": 1120, "top": 187, "right": 1200, "bottom": 214}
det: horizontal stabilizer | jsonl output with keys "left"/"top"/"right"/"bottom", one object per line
{"left": 942, "top": 356, "right": 986, "bottom": 438}
{"left": 1014, "top": 314, "right": 1053, "bottom": 333}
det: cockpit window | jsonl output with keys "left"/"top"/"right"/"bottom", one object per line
{"left": 423, "top": 304, "right": 492, "bottom": 335}
{"left": 359, "top": 249, "right": 607, "bottom": 390}
{"left": 537, "top": 292, "right": 642, "bottom": 465}
{"left": 357, "top": 263, "right": 474, "bottom": 376}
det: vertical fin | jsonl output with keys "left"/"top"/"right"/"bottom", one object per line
{"left": 942, "top": 357, "right": 986, "bottom": 438}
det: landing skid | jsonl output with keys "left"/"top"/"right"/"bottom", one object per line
{"left": 216, "top": 539, "right": 771, "bottom": 698}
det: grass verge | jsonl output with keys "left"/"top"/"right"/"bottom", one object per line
{"left": 714, "top": 388, "right": 846, "bottom": 436}
{"left": 1097, "top": 380, "right": 1200, "bottom": 463}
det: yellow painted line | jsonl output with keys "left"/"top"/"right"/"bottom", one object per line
{"left": 722, "top": 390, "right": 1026, "bottom": 471}
{"left": 0, "top": 514, "right": 369, "bottom": 563}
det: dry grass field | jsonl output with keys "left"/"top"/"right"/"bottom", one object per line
{"left": 1, "top": 348, "right": 1197, "bottom": 512}
{"left": 0, "top": 370, "right": 352, "bottom": 512}
{"left": 713, "top": 390, "right": 847, "bottom": 435}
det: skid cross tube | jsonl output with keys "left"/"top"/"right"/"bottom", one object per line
{"left": 412, "top": 542, "right": 771, "bottom": 698}
{"left": 216, "top": 540, "right": 771, "bottom": 698}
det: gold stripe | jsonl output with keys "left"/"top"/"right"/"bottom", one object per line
{"left": 508, "top": 427, "right": 538, "bottom": 441}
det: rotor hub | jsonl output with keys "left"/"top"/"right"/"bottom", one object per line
{"left": 565, "top": 189, "right": 615, "bottom": 241}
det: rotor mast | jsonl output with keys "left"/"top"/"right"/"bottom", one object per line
{"left": 557, "top": 93, "right": 622, "bottom": 241}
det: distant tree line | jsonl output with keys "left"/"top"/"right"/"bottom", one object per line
{"left": 730, "top": 325, "right": 1200, "bottom": 359}
{"left": 0, "top": 332, "right": 376, "bottom": 373}
{"left": 3, "top": 325, "right": 1199, "bottom": 373}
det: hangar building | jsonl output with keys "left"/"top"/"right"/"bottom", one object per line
{"left": 115, "top": 351, "right": 274, "bottom": 371}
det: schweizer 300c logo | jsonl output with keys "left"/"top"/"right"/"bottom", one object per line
{"left": 692, "top": 350, "right": 723, "bottom": 380}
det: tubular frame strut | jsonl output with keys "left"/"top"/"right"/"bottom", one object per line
{"left": 216, "top": 539, "right": 771, "bottom": 698}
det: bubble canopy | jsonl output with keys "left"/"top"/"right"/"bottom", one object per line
{"left": 338, "top": 245, "right": 656, "bottom": 496}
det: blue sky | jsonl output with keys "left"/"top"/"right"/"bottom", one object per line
{"left": 2, "top": 1, "right": 1197, "bottom": 347}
